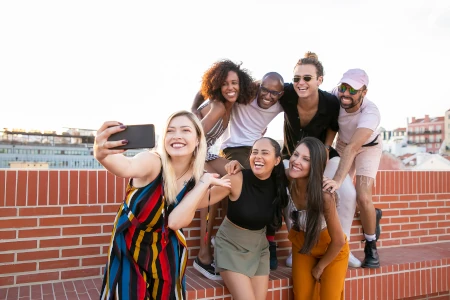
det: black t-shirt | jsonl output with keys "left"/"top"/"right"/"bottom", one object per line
{"left": 279, "top": 83, "right": 340, "bottom": 160}
{"left": 227, "top": 169, "right": 276, "bottom": 230}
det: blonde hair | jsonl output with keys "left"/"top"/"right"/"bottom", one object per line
{"left": 158, "top": 110, "right": 207, "bottom": 205}
{"left": 294, "top": 51, "right": 324, "bottom": 77}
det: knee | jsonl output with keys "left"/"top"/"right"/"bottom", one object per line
{"left": 356, "top": 193, "right": 372, "bottom": 207}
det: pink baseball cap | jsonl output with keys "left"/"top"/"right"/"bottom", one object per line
{"left": 338, "top": 69, "right": 369, "bottom": 90}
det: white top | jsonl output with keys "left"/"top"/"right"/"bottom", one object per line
{"left": 331, "top": 88, "right": 381, "bottom": 144}
{"left": 219, "top": 98, "right": 283, "bottom": 149}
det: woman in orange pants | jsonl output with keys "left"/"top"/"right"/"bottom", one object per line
{"left": 286, "top": 137, "right": 349, "bottom": 300}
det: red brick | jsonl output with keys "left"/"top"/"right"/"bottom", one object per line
{"left": 5, "top": 171, "right": 17, "bottom": 206}
{"left": 48, "top": 171, "right": 59, "bottom": 205}
{"left": 16, "top": 171, "right": 27, "bottom": 206}
{"left": 428, "top": 201, "right": 446, "bottom": 207}
{"left": 18, "top": 227, "right": 61, "bottom": 238}
{"left": 102, "top": 204, "right": 120, "bottom": 213}
{"left": 39, "top": 216, "right": 80, "bottom": 226}
{"left": 38, "top": 171, "right": 49, "bottom": 206}
{"left": 97, "top": 171, "right": 106, "bottom": 204}
{"left": 400, "top": 194, "right": 419, "bottom": 201}
{"left": 420, "top": 208, "right": 437, "bottom": 214}
{"left": 0, "top": 239, "right": 36, "bottom": 251}
{"left": 82, "top": 256, "right": 106, "bottom": 267}
{"left": 59, "top": 171, "right": 69, "bottom": 205}
{"left": 81, "top": 215, "right": 115, "bottom": 224}
{"left": 0, "top": 208, "right": 17, "bottom": 217}
{"left": 0, "top": 276, "right": 15, "bottom": 286}
{"left": 400, "top": 209, "right": 419, "bottom": 216}
{"left": 429, "top": 215, "right": 446, "bottom": 221}
{"left": 17, "top": 250, "right": 59, "bottom": 261}
{"left": 106, "top": 172, "right": 115, "bottom": 203}
{"left": 391, "top": 231, "right": 410, "bottom": 238}
{"left": 62, "top": 225, "right": 102, "bottom": 236}
{"left": 61, "top": 267, "right": 100, "bottom": 279}
{"left": 409, "top": 201, "right": 428, "bottom": 208}
{"left": 436, "top": 193, "right": 450, "bottom": 200}
{"left": 88, "top": 171, "right": 98, "bottom": 204}
{"left": 19, "top": 206, "right": 61, "bottom": 216}
{"left": 63, "top": 205, "right": 101, "bottom": 215}
{"left": 27, "top": 171, "right": 38, "bottom": 206}
{"left": 420, "top": 236, "right": 438, "bottom": 243}
{"left": 390, "top": 202, "right": 408, "bottom": 209}
{"left": 401, "top": 237, "right": 420, "bottom": 245}
{"left": 401, "top": 223, "right": 420, "bottom": 230}
{"left": 40, "top": 237, "right": 80, "bottom": 248}
{"left": 418, "top": 194, "right": 437, "bottom": 200}
{"left": 0, "top": 217, "right": 37, "bottom": 229}
{"left": 380, "top": 195, "right": 400, "bottom": 202}
{"left": 69, "top": 170, "right": 79, "bottom": 204}
{"left": 411, "top": 230, "right": 429, "bottom": 237}
{"left": 16, "top": 271, "right": 59, "bottom": 284}
{"left": 82, "top": 235, "right": 110, "bottom": 245}
{"left": 0, "top": 253, "right": 14, "bottom": 263}
{"left": 437, "top": 207, "right": 450, "bottom": 214}
{"left": 62, "top": 246, "right": 101, "bottom": 258}
{"left": 390, "top": 217, "right": 410, "bottom": 223}
{"left": 383, "top": 224, "right": 401, "bottom": 231}
{"left": 103, "top": 224, "right": 113, "bottom": 234}
{"left": 0, "top": 262, "right": 36, "bottom": 275}
{"left": 420, "top": 223, "right": 437, "bottom": 229}
{"left": 410, "top": 216, "right": 428, "bottom": 222}
{"left": 382, "top": 239, "right": 401, "bottom": 247}
{"left": 0, "top": 230, "right": 16, "bottom": 240}
{"left": 39, "top": 259, "right": 79, "bottom": 270}
{"left": 79, "top": 170, "right": 88, "bottom": 204}
{"left": 438, "top": 221, "right": 450, "bottom": 228}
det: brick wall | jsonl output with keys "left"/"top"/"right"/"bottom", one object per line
{"left": 0, "top": 170, "right": 449, "bottom": 287}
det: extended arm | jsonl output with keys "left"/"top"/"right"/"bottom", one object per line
{"left": 168, "top": 173, "right": 231, "bottom": 230}
{"left": 200, "top": 100, "right": 226, "bottom": 135}
{"left": 312, "top": 192, "right": 346, "bottom": 279}
{"left": 94, "top": 122, "right": 160, "bottom": 182}
{"left": 191, "top": 91, "right": 205, "bottom": 119}
{"left": 330, "top": 128, "right": 373, "bottom": 189}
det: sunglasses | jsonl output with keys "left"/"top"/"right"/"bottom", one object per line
{"left": 338, "top": 84, "right": 363, "bottom": 95}
{"left": 260, "top": 86, "right": 283, "bottom": 98}
{"left": 292, "top": 75, "right": 316, "bottom": 83}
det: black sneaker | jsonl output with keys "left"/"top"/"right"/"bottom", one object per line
{"left": 269, "top": 241, "right": 278, "bottom": 270}
{"left": 375, "top": 208, "right": 382, "bottom": 241}
{"left": 193, "top": 257, "right": 222, "bottom": 280}
{"left": 361, "top": 240, "right": 380, "bottom": 268}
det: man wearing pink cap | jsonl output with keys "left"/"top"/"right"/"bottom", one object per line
{"left": 324, "top": 69, "right": 383, "bottom": 268}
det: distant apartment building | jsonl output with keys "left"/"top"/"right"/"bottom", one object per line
{"left": 407, "top": 115, "right": 445, "bottom": 154}
{"left": 445, "top": 109, "right": 450, "bottom": 153}
{"left": 380, "top": 127, "right": 407, "bottom": 141}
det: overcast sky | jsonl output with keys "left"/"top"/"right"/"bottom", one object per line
{"left": 1, "top": 0, "right": 449, "bottom": 140}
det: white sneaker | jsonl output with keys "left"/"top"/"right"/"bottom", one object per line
{"left": 348, "top": 252, "right": 362, "bottom": 268}
{"left": 286, "top": 252, "right": 292, "bottom": 268}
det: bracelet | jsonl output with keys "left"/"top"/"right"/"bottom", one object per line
{"left": 324, "top": 145, "right": 331, "bottom": 151}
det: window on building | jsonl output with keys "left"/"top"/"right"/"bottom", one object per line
{"left": 428, "top": 143, "right": 433, "bottom": 148}
{"left": 436, "top": 143, "right": 441, "bottom": 148}
{"left": 415, "top": 127, "right": 420, "bottom": 133}
{"left": 429, "top": 136, "right": 435, "bottom": 142}
{"left": 429, "top": 125, "right": 434, "bottom": 132}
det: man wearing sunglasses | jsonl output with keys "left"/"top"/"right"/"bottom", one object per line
{"left": 324, "top": 68, "right": 383, "bottom": 268}
{"left": 190, "top": 72, "right": 285, "bottom": 275}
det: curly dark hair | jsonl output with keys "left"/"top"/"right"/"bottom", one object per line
{"left": 200, "top": 59, "right": 256, "bottom": 105}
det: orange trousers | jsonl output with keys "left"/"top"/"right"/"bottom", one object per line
{"left": 288, "top": 228, "right": 349, "bottom": 300}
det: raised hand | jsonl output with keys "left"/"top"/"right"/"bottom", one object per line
{"left": 94, "top": 121, "right": 128, "bottom": 161}
{"left": 224, "top": 160, "right": 243, "bottom": 175}
{"left": 322, "top": 176, "right": 340, "bottom": 193}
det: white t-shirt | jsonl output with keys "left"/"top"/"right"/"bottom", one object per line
{"left": 220, "top": 98, "right": 283, "bottom": 149}
{"left": 337, "top": 97, "right": 381, "bottom": 144}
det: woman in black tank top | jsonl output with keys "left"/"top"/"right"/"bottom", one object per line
{"left": 195, "top": 137, "right": 288, "bottom": 300}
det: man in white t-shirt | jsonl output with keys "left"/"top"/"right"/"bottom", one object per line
{"left": 325, "top": 69, "right": 383, "bottom": 268}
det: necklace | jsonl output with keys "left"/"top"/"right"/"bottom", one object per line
{"left": 176, "top": 166, "right": 191, "bottom": 185}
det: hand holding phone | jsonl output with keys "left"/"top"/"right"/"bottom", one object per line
{"left": 107, "top": 124, "right": 156, "bottom": 149}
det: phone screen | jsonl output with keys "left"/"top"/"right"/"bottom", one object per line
{"left": 108, "top": 124, "right": 155, "bottom": 149}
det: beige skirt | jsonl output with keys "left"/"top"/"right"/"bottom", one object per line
{"left": 214, "top": 217, "right": 269, "bottom": 277}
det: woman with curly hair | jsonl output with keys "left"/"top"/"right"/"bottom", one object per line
{"left": 193, "top": 59, "right": 257, "bottom": 280}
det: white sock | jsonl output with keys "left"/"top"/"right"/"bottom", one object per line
{"left": 365, "top": 233, "right": 376, "bottom": 241}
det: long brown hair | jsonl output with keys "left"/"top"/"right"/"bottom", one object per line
{"left": 293, "top": 137, "right": 328, "bottom": 254}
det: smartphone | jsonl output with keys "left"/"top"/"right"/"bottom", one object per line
{"left": 108, "top": 124, "right": 156, "bottom": 149}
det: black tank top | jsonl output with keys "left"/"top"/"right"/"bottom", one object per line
{"left": 227, "top": 169, "right": 276, "bottom": 230}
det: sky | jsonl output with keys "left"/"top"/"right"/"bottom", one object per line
{"left": 1, "top": 0, "right": 449, "bottom": 140}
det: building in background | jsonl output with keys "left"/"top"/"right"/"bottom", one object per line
{"left": 407, "top": 115, "right": 445, "bottom": 154}
{"left": 0, "top": 128, "right": 153, "bottom": 169}
{"left": 444, "top": 109, "right": 450, "bottom": 154}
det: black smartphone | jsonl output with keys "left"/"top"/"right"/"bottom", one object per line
{"left": 108, "top": 124, "right": 156, "bottom": 149}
